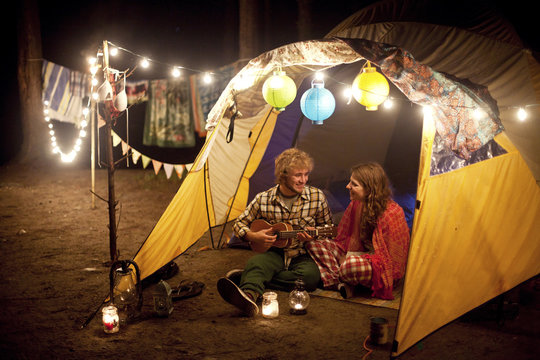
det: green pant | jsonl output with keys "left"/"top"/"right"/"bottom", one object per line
{"left": 239, "top": 248, "right": 321, "bottom": 296}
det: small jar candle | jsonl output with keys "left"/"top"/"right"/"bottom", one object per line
{"left": 261, "top": 292, "right": 279, "bottom": 318}
{"left": 102, "top": 305, "right": 119, "bottom": 334}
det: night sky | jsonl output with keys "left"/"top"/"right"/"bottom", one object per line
{"left": 3, "top": 0, "right": 538, "bottom": 165}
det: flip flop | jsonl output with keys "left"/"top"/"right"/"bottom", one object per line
{"left": 172, "top": 280, "right": 205, "bottom": 301}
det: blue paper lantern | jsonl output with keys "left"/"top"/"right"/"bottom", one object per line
{"left": 300, "top": 80, "right": 336, "bottom": 124}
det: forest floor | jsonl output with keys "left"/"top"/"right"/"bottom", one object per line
{"left": 0, "top": 163, "right": 538, "bottom": 359}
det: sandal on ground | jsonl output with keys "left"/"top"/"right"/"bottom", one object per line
{"left": 338, "top": 283, "right": 355, "bottom": 299}
{"left": 172, "top": 280, "right": 205, "bottom": 301}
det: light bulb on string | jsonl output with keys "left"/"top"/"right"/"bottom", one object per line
{"left": 383, "top": 98, "right": 393, "bottom": 109}
{"left": 517, "top": 107, "right": 527, "bottom": 121}
{"left": 171, "top": 67, "right": 181, "bottom": 78}
{"left": 203, "top": 72, "right": 213, "bottom": 84}
{"left": 140, "top": 58, "right": 150, "bottom": 68}
{"left": 109, "top": 47, "right": 118, "bottom": 56}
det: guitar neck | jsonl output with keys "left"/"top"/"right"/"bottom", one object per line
{"left": 277, "top": 229, "right": 318, "bottom": 239}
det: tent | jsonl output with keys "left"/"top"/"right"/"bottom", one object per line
{"left": 132, "top": 0, "right": 540, "bottom": 357}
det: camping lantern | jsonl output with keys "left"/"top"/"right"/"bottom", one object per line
{"left": 110, "top": 260, "right": 143, "bottom": 324}
{"left": 102, "top": 304, "right": 119, "bottom": 334}
{"left": 300, "top": 80, "right": 336, "bottom": 124}
{"left": 261, "top": 291, "right": 279, "bottom": 318}
{"left": 153, "top": 280, "right": 174, "bottom": 317}
{"left": 288, "top": 278, "right": 310, "bottom": 315}
{"left": 262, "top": 69, "right": 297, "bottom": 111}
{"left": 352, "top": 61, "right": 389, "bottom": 111}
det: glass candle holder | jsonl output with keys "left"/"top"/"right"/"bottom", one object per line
{"left": 261, "top": 291, "right": 279, "bottom": 318}
{"left": 102, "top": 305, "right": 119, "bottom": 334}
{"left": 289, "top": 279, "right": 310, "bottom": 315}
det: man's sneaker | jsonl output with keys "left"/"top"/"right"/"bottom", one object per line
{"left": 217, "top": 277, "right": 259, "bottom": 316}
{"left": 225, "top": 268, "right": 243, "bottom": 285}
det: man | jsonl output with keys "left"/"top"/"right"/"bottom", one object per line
{"left": 217, "top": 148, "right": 333, "bottom": 316}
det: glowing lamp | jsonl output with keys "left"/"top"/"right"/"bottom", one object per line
{"left": 261, "top": 291, "right": 279, "bottom": 318}
{"left": 352, "top": 61, "right": 389, "bottom": 111}
{"left": 300, "top": 80, "right": 336, "bottom": 124}
{"left": 262, "top": 70, "right": 297, "bottom": 111}
{"left": 288, "top": 278, "right": 310, "bottom": 315}
{"left": 102, "top": 304, "right": 119, "bottom": 334}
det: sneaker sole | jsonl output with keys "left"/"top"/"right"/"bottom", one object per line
{"left": 217, "top": 277, "right": 258, "bottom": 316}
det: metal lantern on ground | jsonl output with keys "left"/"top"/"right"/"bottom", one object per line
{"left": 289, "top": 278, "right": 310, "bottom": 315}
{"left": 352, "top": 61, "right": 389, "bottom": 111}
{"left": 262, "top": 70, "right": 297, "bottom": 111}
{"left": 110, "top": 260, "right": 143, "bottom": 324}
{"left": 300, "top": 80, "right": 336, "bottom": 124}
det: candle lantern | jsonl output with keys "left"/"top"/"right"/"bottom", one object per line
{"left": 153, "top": 280, "right": 174, "bottom": 317}
{"left": 102, "top": 304, "right": 119, "bottom": 334}
{"left": 262, "top": 70, "right": 297, "bottom": 111}
{"left": 289, "top": 278, "right": 310, "bottom": 315}
{"left": 261, "top": 291, "right": 279, "bottom": 318}
{"left": 351, "top": 61, "right": 389, "bottom": 111}
{"left": 110, "top": 260, "right": 143, "bottom": 325}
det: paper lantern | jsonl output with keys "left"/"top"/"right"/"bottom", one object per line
{"left": 352, "top": 62, "right": 389, "bottom": 111}
{"left": 262, "top": 70, "right": 297, "bottom": 111}
{"left": 300, "top": 80, "right": 336, "bottom": 124}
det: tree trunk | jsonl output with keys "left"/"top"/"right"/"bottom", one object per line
{"left": 297, "top": 0, "right": 313, "bottom": 41}
{"left": 16, "top": 0, "right": 48, "bottom": 164}
{"left": 238, "top": 0, "right": 259, "bottom": 60}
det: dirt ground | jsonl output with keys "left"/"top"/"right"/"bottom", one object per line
{"left": 0, "top": 163, "right": 538, "bottom": 360}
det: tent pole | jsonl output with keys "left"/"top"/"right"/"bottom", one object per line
{"left": 291, "top": 114, "right": 305, "bottom": 147}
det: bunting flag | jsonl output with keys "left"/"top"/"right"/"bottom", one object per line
{"left": 132, "top": 149, "right": 141, "bottom": 164}
{"left": 110, "top": 130, "right": 190, "bottom": 179}
{"left": 163, "top": 164, "right": 174, "bottom": 179}
{"left": 141, "top": 155, "right": 151, "bottom": 169}
{"left": 174, "top": 164, "right": 185, "bottom": 179}
{"left": 152, "top": 159, "right": 163, "bottom": 175}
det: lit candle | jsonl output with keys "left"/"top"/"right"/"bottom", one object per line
{"left": 261, "top": 292, "right": 279, "bottom": 318}
{"left": 102, "top": 305, "right": 119, "bottom": 333}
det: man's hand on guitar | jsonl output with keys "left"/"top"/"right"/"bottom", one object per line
{"left": 245, "top": 228, "right": 277, "bottom": 252}
{"left": 297, "top": 226, "right": 315, "bottom": 242}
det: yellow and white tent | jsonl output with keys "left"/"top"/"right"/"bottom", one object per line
{"left": 133, "top": 0, "right": 539, "bottom": 356}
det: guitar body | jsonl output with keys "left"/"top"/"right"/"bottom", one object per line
{"left": 249, "top": 220, "right": 294, "bottom": 253}
{"left": 248, "top": 219, "right": 337, "bottom": 253}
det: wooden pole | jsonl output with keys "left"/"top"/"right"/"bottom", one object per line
{"left": 102, "top": 40, "right": 118, "bottom": 263}
{"left": 91, "top": 96, "right": 96, "bottom": 209}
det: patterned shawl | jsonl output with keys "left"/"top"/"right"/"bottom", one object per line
{"left": 334, "top": 200, "right": 410, "bottom": 299}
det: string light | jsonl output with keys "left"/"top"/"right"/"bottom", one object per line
{"left": 140, "top": 58, "right": 150, "bottom": 68}
{"left": 517, "top": 107, "right": 528, "bottom": 121}
{"left": 171, "top": 67, "right": 181, "bottom": 78}
{"left": 203, "top": 72, "right": 213, "bottom": 84}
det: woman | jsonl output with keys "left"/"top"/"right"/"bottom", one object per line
{"left": 306, "top": 162, "right": 410, "bottom": 300}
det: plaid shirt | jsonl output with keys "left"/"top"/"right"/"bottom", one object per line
{"left": 234, "top": 184, "right": 333, "bottom": 265}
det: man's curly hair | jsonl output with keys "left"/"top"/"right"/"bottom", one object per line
{"left": 274, "top": 148, "right": 314, "bottom": 184}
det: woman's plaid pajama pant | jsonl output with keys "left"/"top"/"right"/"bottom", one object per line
{"left": 306, "top": 239, "right": 372, "bottom": 288}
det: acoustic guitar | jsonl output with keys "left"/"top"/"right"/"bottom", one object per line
{"left": 248, "top": 219, "right": 337, "bottom": 253}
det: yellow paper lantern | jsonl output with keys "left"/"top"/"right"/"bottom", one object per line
{"left": 351, "top": 62, "right": 389, "bottom": 111}
{"left": 262, "top": 70, "right": 297, "bottom": 111}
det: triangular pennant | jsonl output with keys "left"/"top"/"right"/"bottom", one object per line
{"left": 185, "top": 163, "right": 194, "bottom": 173}
{"left": 141, "top": 155, "right": 151, "bottom": 169}
{"left": 163, "top": 164, "right": 174, "bottom": 179}
{"left": 132, "top": 149, "right": 141, "bottom": 164}
{"left": 112, "top": 132, "right": 122, "bottom": 147}
{"left": 121, "top": 141, "right": 130, "bottom": 155}
{"left": 174, "top": 164, "right": 185, "bottom": 179}
{"left": 152, "top": 159, "right": 163, "bottom": 175}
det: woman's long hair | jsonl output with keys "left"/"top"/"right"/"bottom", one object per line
{"left": 351, "top": 162, "right": 392, "bottom": 236}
